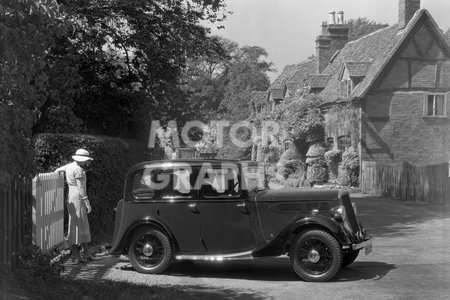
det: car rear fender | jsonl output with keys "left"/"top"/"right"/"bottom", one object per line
{"left": 290, "top": 215, "right": 350, "bottom": 246}
{"left": 109, "top": 218, "right": 177, "bottom": 255}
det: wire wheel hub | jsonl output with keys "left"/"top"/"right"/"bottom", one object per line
{"left": 308, "top": 249, "right": 320, "bottom": 263}
{"left": 142, "top": 244, "right": 154, "bottom": 257}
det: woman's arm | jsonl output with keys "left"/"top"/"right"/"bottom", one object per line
{"left": 55, "top": 165, "right": 66, "bottom": 173}
{"left": 76, "top": 178, "right": 92, "bottom": 214}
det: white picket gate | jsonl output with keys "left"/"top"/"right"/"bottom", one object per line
{"left": 32, "top": 173, "right": 65, "bottom": 252}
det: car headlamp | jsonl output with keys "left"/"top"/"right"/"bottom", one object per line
{"left": 330, "top": 206, "right": 344, "bottom": 221}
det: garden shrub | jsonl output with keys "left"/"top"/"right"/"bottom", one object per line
{"left": 34, "top": 133, "right": 150, "bottom": 234}
{"left": 280, "top": 148, "right": 301, "bottom": 161}
{"left": 14, "top": 245, "right": 63, "bottom": 298}
{"left": 276, "top": 148, "right": 302, "bottom": 180}
{"left": 306, "top": 144, "right": 328, "bottom": 185}
{"left": 339, "top": 147, "right": 360, "bottom": 187}
{"left": 324, "top": 149, "right": 342, "bottom": 180}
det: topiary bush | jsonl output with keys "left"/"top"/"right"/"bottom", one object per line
{"left": 324, "top": 149, "right": 342, "bottom": 180}
{"left": 306, "top": 144, "right": 328, "bottom": 185}
{"left": 276, "top": 148, "right": 302, "bottom": 180}
{"left": 34, "top": 133, "right": 151, "bottom": 234}
{"left": 339, "top": 147, "right": 360, "bottom": 187}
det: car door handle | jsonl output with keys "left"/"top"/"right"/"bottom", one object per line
{"left": 237, "top": 202, "right": 250, "bottom": 214}
{"left": 188, "top": 203, "right": 199, "bottom": 213}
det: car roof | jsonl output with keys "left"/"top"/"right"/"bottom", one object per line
{"left": 127, "top": 159, "right": 260, "bottom": 174}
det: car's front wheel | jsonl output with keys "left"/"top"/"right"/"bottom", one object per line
{"left": 290, "top": 229, "right": 342, "bottom": 282}
{"left": 128, "top": 228, "right": 172, "bottom": 274}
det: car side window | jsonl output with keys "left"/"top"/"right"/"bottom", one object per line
{"left": 131, "top": 169, "right": 157, "bottom": 200}
{"left": 159, "top": 168, "right": 193, "bottom": 199}
{"left": 201, "top": 167, "right": 240, "bottom": 198}
{"left": 131, "top": 167, "right": 193, "bottom": 200}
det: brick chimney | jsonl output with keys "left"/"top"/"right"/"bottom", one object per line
{"left": 398, "top": 0, "right": 420, "bottom": 29}
{"left": 316, "top": 11, "right": 349, "bottom": 74}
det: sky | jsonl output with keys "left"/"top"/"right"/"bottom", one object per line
{"left": 207, "top": 0, "right": 450, "bottom": 82}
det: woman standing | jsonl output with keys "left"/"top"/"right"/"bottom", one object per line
{"left": 55, "top": 149, "right": 93, "bottom": 264}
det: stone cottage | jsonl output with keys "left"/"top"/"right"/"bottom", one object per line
{"left": 268, "top": 0, "right": 450, "bottom": 170}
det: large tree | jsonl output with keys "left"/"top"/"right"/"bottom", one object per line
{"left": 181, "top": 38, "right": 272, "bottom": 123}
{"left": 0, "top": 0, "right": 64, "bottom": 183}
{"left": 33, "top": 0, "right": 228, "bottom": 138}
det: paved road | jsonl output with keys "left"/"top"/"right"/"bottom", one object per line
{"left": 63, "top": 194, "right": 450, "bottom": 299}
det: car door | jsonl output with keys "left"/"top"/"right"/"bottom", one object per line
{"left": 151, "top": 166, "right": 203, "bottom": 253}
{"left": 196, "top": 164, "right": 255, "bottom": 254}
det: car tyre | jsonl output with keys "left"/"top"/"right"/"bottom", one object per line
{"left": 128, "top": 228, "right": 172, "bottom": 274}
{"left": 342, "top": 250, "right": 359, "bottom": 267}
{"left": 290, "top": 229, "right": 342, "bottom": 282}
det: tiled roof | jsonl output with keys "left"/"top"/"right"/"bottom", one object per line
{"left": 319, "top": 24, "right": 402, "bottom": 102}
{"left": 344, "top": 61, "right": 372, "bottom": 77}
{"left": 271, "top": 58, "right": 317, "bottom": 89}
{"left": 307, "top": 74, "right": 331, "bottom": 89}
{"left": 320, "top": 9, "right": 450, "bottom": 103}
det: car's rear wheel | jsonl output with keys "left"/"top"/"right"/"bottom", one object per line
{"left": 290, "top": 229, "right": 342, "bottom": 282}
{"left": 128, "top": 228, "right": 172, "bottom": 274}
{"left": 342, "top": 250, "right": 359, "bottom": 267}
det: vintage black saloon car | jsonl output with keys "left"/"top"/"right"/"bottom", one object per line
{"left": 110, "top": 159, "right": 372, "bottom": 282}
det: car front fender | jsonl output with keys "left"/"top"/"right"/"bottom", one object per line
{"left": 290, "top": 215, "right": 350, "bottom": 246}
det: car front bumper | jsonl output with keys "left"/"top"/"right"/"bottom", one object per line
{"left": 352, "top": 236, "right": 373, "bottom": 255}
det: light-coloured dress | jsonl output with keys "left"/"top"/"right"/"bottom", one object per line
{"left": 56, "top": 162, "right": 91, "bottom": 245}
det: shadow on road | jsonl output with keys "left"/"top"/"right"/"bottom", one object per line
{"left": 114, "top": 258, "right": 395, "bottom": 283}
{"left": 63, "top": 258, "right": 265, "bottom": 299}
{"left": 351, "top": 195, "right": 450, "bottom": 238}
{"left": 334, "top": 261, "right": 396, "bottom": 282}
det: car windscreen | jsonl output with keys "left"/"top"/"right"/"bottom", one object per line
{"left": 241, "top": 163, "right": 267, "bottom": 192}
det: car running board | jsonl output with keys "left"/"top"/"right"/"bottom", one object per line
{"left": 175, "top": 250, "right": 254, "bottom": 261}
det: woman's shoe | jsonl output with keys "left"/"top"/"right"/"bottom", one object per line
{"left": 64, "top": 257, "right": 80, "bottom": 265}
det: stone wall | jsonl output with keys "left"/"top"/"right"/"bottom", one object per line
{"left": 361, "top": 91, "right": 450, "bottom": 164}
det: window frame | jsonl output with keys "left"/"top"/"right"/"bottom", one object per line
{"left": 423, "top": 93, "right": 448, "bottom": 118}
{"left": 339, "top": 79, "right": 354, "bottom": 98}
{"left": 130, "top": 167, "right": 194, "bottom": 201}
{"left": 199, "top": 166, "right": 242, "bottom": 200}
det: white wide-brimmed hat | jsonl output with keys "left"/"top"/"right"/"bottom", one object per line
{"left": 72, "top": 149, "right": 93, "bottom": 162}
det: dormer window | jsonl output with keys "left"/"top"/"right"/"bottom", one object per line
{"left": 339, "top": 79, "right": 354, "bottom": 98}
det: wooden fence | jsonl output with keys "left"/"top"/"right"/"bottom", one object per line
{"left": 0, "top": 176, "right": 33, "bottom": 268}
{"left": 32, "top": 173, "right": 65, "bottom": 252}
{"left": 361, "top": 161, "right": 449, "bottom": 204}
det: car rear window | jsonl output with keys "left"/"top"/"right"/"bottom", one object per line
{"left": 131, "top": 167, "right": 193, "bottom": 200}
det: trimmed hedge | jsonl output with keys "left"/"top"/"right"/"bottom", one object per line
{"left": 339, "top": 147, "right": 360, "bottom": 187}
{"left": 324, "top": 149, "right": 342, "bottom": 180}
{"left": 306, "top": 144, "right": 328, "bottom": 184}
{"left": 34, "top": 133, "right": 151, "bottom": 234}
{"left": 276, "top": 148, "right": 302, "bottom": 180}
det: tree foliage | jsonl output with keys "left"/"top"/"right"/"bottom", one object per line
{"left": 32, "top": 0, "right": 228, "bottom": 138}
{"left": 0, "top": 0, "right": 64, "bottom": 183}
{"left": 347, "top": 17, "right": 388, "bottom": 41}
{"left": 181, "top": 38, "right": 272, "bottom": 123}
{"left": 273, "top": 93, "right": 325, "bottom": 156}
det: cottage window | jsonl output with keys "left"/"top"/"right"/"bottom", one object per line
{"left": 283, "top": 140, "right": 293, "bottom": 152}
{"left": 326, "top": 137, "right": 334, "bottom": 149}
{"left": 337, "top": 135, "right": 351, "bottom": 152}
{"left": 424, "top": 94, "right": 446, "bottom": 117}
{"left": 339, "top": 79, "right": 353, "bottom": 98}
